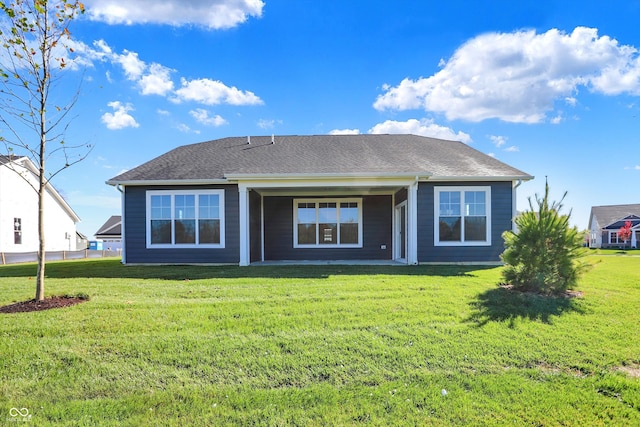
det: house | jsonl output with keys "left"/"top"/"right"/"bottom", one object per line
{"left": 588, "top": 204, "right": 640, "bottom": 249}
{"left": 94, "top": 215, "right": 122, "bottom": 251}
{"left": 76, "top": 231, "right": 89, "bottom": 250}
{"left": 106, "top": 134, "right": 533, "bottom": 265}
{"left": 0, "top": 155, "right": 80, "bottom": 252}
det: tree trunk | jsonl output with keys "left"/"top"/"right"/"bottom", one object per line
{"left": 36, "top": 45, "right": 47, "bottom": 301}
{"left": 35, "top": 139, "right": 46, "bottom": 301}
{"left": 36, "top": 184, "right": 45, "bottom": 301}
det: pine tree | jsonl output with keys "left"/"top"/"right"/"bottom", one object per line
{"left": 501, "top": 181, "right": 588, "bottom": 295}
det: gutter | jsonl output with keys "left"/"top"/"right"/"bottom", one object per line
{"left": 224, "top": 172, "right": 433, "bottom": 181}
{"left": 106, "top": 178, "right": 230, "bottom": 186}
{"left": 116, "top": 184, "right": 126, "bottom": 264}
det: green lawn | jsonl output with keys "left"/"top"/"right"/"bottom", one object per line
{"left": 1, "top": 254, "right": 638, "bottom": 426}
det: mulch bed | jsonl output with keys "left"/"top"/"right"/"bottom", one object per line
{"left": 0, "top": 296, "right": 88, "bottom": 313}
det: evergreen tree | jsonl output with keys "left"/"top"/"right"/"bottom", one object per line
{"left": 501, "top": 181, "right": 588, "bottom": 295}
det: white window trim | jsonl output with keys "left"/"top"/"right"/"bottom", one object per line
{"left": 146, "top": 189, "right": 225, "bottom": 249}
{"left": 434, "top": 186, "right": 491, "bottom": 247}
{"left": 293, "top": 198, "right": 363, "bottom": 248}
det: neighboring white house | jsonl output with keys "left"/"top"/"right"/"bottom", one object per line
{"left": 0, "top": 155, "right": 80, "bottom": 253}
{"left": 588, "top": 204, "right": 640, "bottom": 249}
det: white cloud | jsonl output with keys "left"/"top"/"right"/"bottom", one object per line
{"left": 257, "top": 119, "right": 283, "bottom": 129}
{"left": 635, "top": 165, "right": 640, "bottom": 170}
{"left": 157, "top": 109, "right": 170, "bottom": 116}
{"left": 113, "top": 50, "right": 146, "bottom": 80}
{"left": 565, "top": 97, "right": 577, "bottom": 106}
{"left": 92, "top": 40, "right": 263, "bottom": 106}
{"left": 374, "top": 27, "right": 640, "bottom": 123}
{"left": 173, "top": 78, "right": 263, "bottom": 106}
{"left": 490, "top": 135, "right": 519, "bottom": 152}
{"left": 190, "top": 109, "right": 228, "bottom": 126}
{"left": 329, "top": 128, "right": 361, "bottom": 135}
{"left": 176, "top": 123, "right": 200, "bottom": 134}
{"left": 84, "top": 0, "right": 264, "bottom": 29}
{"left": 368, "top": 118, "right": 472, "bottom": 143}
{"left": 93, "top": 39, "right": 113, "bottom": 55}
{"left": 550, "top": 114, "right": 564, "bottom": 124}
{"left": 101, "top": 101, "right": 140, "bottom": 130}
{"left": 490, "top": 135, "right": 507, "bottom": 148}
{"left": 139, "top": 63, "right": 175, "bottom": 96}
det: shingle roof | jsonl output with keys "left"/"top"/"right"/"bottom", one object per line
{"left": 589, "top": 204, "right": 640, "bottom": 229}
{"left": 0, "top": 155, "right": 17, "bottom": 165}
{"left": 95, "top": 215, "right": 122, "bottom": 237}
{"left": 107, "top": 134, "right": 532, "bottom": 184}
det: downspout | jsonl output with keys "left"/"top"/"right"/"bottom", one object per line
{"left": 512, "top": 179, "right": 522, "bottom": 232}
{"left": 116, "top": 184, "right": 126, "bottom": 264}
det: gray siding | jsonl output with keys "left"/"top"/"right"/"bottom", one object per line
{"left": 394, "top": 188, "right": 407, "bottom": 205}
{"left": 417, "top": 181, "right": 512, "bottom": 263}
{"left": 263, "top": 195, "right": 392, "bottom": 261}
{"left": 123, "top": 185, "right": 239, "bottom": 264}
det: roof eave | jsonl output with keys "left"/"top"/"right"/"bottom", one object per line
{"left": 427, "top": 175, "right": 534, "bottom": 182}
{"left": 4, "top": 156, "right": 81, "bottom": 222}
{"left": 106, "top": 178, "right": 230, "bottom": 186}
{"left": 224, "top": 172, "right": 433, "bottom": 181}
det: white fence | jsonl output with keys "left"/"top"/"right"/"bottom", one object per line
{"left": 0, "top": 249, "right": 121, "bottom": 265}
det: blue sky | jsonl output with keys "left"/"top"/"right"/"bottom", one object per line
{"left": 4, "top": 0, "right": 640, "bottom": 237}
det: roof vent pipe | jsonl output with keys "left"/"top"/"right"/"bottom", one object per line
{"left": 247, "top": 136, "right": 250, "bottom": 144}
{"left": 271, "top": 134, "right": 275, "bottom": 144}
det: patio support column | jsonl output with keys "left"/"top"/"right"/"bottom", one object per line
{"left": 407, "top": 180, "right": 419, "bottom": 265}
{"left": 238, "top": 185, "right": 250, "bottom": 266}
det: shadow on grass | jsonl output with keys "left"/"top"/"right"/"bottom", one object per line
{"left": 466, "top": 286, "right": 586, "bottom": 327}
{"left": 0, "top": 258, "right": 498, "bottom": 280}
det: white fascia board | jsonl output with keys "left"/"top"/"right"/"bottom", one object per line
{"left": 105, "top": 179, "right": 229, "bottom": 186}
{"left": 238, "top": 179, "right": 414, "bottom": 191}
{"left": 9, "top": 157, "right": 81, "bottom": 223}
{"left": 427, "top": 175, "right": 534, "bottom": 182}
{"left": 232, "top": 175, "right": 429, "bottom": 190}
{"left": 225, "top": 172, "right": 431, "bottom": 180}
{"left": 602, "top": 215, "right": 639, "bottom": 229}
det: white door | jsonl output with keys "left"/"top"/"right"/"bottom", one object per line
{"left": 394, "top": 202, "right": 407, "bottom": 263}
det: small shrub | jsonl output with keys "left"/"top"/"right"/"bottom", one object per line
{"left": 501, "top": 182, "right": 588, "bottom": 295}
{"left": 64, "top": 292, "right": 90, "bottom": 300}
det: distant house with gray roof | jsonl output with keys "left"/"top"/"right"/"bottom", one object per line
{"left": 588, "top": 204, "right": 640, "bottom": 249}
{"left": 107, "top": 134, "right": 533, "bottom": 265}
{"left": 94, "top": 215, "right": 122, "bottom": 251}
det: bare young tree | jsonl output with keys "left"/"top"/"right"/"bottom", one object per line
{"left": 0, "top": 0, "right": 89, "bottom": 300}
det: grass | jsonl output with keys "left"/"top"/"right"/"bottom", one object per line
{"left": 0, "top": 254, "right": 638, "bottom": 426}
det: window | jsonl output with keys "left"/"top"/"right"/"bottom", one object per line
{"left": 294, "top": 198, "right": 362, "bottom": 247}
{"left": 610, "top": 232, "right": 619, "bottom": 244}
{"left": 434, "top": 187, "right": 491, "bottom": 246}
{"left": 146, "top": 190, "right": 224, "bottom": 248}
{"left": 14, "top": 218, "right": 21, "bottom": 245}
